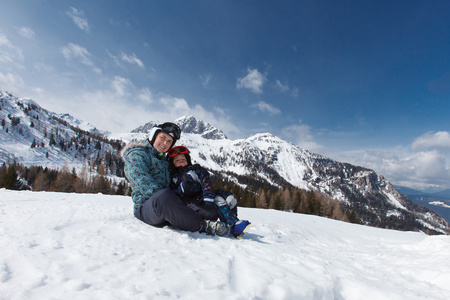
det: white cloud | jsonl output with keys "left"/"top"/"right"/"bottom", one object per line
{"left": 35, "top": 76, "right": 239, "bottom": 137}
{"left": 66, "top": 7, "right": 90, "bottom": 33}
{"left": 236, "top": 68, "right": 266, "bottom": 94}
{"left": 107, "top": 50, "right": 121, "bottom": 67}
{"left": 120, "top": 52, "right": 145, "bottom": 69}
{"left": 200, "top": 74, "right": 211, "bottom": 88}
{"left": 412, "top": 131, "right": 450, "bottom": 151}
{"left": 111, "top": 76, "right": 133, "bottom": 97}
{"left": 253, "top": 101, "right": 281, "bottom": 115}
{"left": 290, "top": 87, "right": 299, "bottom": 98}
{"left": 275, "top": 79, "right": 289, "bottom": 92}
{"left": 325, "top": 131, "right": 450, "bottom": 190}
{"left": 275, "top": 79, "right": 300, "bottom": 98}
{"left": 34, "top": 63, "right": 54, "bottom": 73}
{"left": 0, "top": 71, "right": 25, "bottom": 92}
{"left": 412, "top": 151, "right": 447, "bottom": 178}
{"left": 0, "top": 33, "right": 24, "bottom": 64}
{"left": 282, "top": 122, "right": 322, "bottom": 152}
{"left": 136, "top": 88, "right": 154, "bottom": 104}
{"left": 18, "top": 27, "right": 36, "bottom": 39}
{"left": 61, "top": 43, "right": 101, "bottom": 74}
{"left": 354, "top": 148, "right": 450, "bottom": 190}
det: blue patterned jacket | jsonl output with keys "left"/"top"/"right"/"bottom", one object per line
{"left": 122, "top": 139, "right": 170, "bottom": 212}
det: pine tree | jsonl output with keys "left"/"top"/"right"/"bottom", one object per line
{"left": 0, "top": 164, "right": 20, "bottom": 190}
{"left": 331, "top": 201, "right": 344, "bottom": 221}
{"left": 345, "top": 208, "right": 360, "bottom": 224}
{"left": 126, "top": 186, "right": 133, "bottom": 196}
{"left": 270, "top": 193, "right": 282, "bottom": 210}
{"left": 281, "top": 187, "right": 292, "bottom": 211}
{"left": 240, "top": 188, "right": 253, "bottom": 207}
{"left": 73, "top": 164, "right": 89, "bottom": 193}
{"left": 256, "top": 189, "right": 268, "bottom": 209}
{"left": 95, "top": 175, "right": 111, "bottom": 194}
{"left": 116, "top": 181, "right": 126, "bottom": 195}
{"left": 305, "top": 190, "right": 322, "bottom": 215}
{"left": 0, "top": 163, "right": 7, "bottom": 184}
{"left": 53, "top": 166, "right": 74, "bottom": 192}
{"left": 33, "top": 170, "right": 51, "bottom": 191}
{"left": 293, "top": 189, "right": 303, "bottom": 213}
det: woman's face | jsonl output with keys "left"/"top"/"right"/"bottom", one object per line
{"left": 153, "top": 131, "right": 173, "bottom": 153}
{"left": 173, "top": 154, "right": 188, "bottom": 168}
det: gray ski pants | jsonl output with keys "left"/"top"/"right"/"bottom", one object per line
{"left": 134, "top": 188, "right": 219, "bottom": 232}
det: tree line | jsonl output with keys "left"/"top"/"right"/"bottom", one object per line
{"left": 1, "top": 161, "right": 360, "bottom": 225}
{"left": 0, "top": 162, "right": 128, "bottom": 196}
{"left": 210, "top": 170, "right": 361, "bottom": 224}
{"left": 3, "top": 161, "right": 442, "bottom": 233}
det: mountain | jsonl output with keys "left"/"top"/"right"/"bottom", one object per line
{"left": 0, "top": 91, "right": 124, "bottom": 176}
{"left": 169, "top": 117, "right": 449, "bottom": 234}
{"left": 429, "top": 189, "right": 450, "bottom": 199}
{"left": 132, "top": 116, "right": 227, "bottom": 140}
{"left": 2, "top": 189, "right": 450, "bottom": 300}
{"left": 1, "top": 90, "right": 449, "bottom": 234}
{"left": 395, "top": 185, "right": 450, "bottom": 223}
{"left": 395, "top": 185, "right": 428, "bottom": 196}
{"left": 395, "top": 185, "right": 450, "bottom": 198}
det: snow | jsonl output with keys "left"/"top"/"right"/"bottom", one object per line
{"left": 1, "top": 189, "right": 450, "bottom": 300}
{"left": 430, "top": 201, "right": 450, "bottom": 209}
{"left": 385, "top": 192, "right": 407, "bottom": 210}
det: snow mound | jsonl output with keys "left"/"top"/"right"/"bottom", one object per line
{"left": 1, "top": 189, "right": 449, "bottom": 299}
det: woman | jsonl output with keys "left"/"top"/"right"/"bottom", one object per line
{"left": 122, "top": 122, "right": 230, "bottom": 236}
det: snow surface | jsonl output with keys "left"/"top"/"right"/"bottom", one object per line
{"left": 1, "top": 189, "right": 450, "bottom": 300}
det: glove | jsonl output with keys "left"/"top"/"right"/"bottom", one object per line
{"left": 214, "top": 195, "right": 227, "bottom": 206}
{"left": 226, "top": 195, "right": 237, "bottom": 209}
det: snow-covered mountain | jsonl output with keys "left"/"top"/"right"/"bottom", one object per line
{"left": 0, "top": 91, "right": 124, "bottom": 176}
{"left": 132, "top": 116, "right": 227, "bottom": 140}
{"left": 1, "top": 90, "right": 449, "bottom": 234}
{"left": 130, "top": 116, "right": 449, "bottom": 234}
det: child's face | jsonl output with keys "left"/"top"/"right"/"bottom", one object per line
{"left": 173, "top": 154, "right": 188, "bottom": 168}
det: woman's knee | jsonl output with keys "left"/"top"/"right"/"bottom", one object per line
{"left": 153, "top": 189, "right": 181, "bottom": 208}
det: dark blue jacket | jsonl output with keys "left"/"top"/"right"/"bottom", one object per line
{"left": 170, "top": 164, "right": 214, "bottom": 201}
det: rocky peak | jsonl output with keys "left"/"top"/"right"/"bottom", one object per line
{"left": 175, "top": 116, "right": 227, "bottom": 140}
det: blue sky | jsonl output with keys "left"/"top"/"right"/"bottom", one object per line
{"left": 1, "top": 0, "right": 450, "bottom": 190}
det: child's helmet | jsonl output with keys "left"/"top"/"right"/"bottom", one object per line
{"left": 167, "top": 145, "right": 192, "bottom": 170}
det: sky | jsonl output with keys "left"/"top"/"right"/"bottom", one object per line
{"left": 1, "top": 190, "right": 450, "bottom": 299}
{"left": 1, "top": 0, "right": 450, "bottom": 191}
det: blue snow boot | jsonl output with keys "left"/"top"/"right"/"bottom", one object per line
{"left": 200, "top": 220, "right": 230, "bottom": 237}
{"left": 231, "top": 220, "right": 251, "bottom": 239}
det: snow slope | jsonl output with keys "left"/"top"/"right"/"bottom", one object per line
{"left": 1, "top": 189, "right": 449, "bottom": 300}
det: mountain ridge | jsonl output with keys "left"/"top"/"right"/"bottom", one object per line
{"left": 1, "top": 90, "right": 449, "bottom": 234}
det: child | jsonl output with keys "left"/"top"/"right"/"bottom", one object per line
{"left": 168, "top": 145, "right": 251, "bottom": 238}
